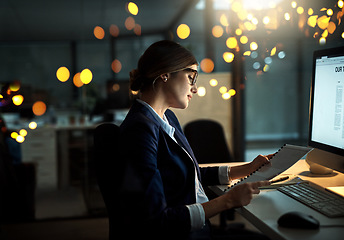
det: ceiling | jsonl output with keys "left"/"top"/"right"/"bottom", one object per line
{"left": 0, "top": 0, "right": 200, "bottom": 42}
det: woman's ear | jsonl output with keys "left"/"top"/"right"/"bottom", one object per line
{"left": 160, "top": 73, "right": 169, "bottom": 82}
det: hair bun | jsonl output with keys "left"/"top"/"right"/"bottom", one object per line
{"left": 129, "top": 69, "right": 143, "bottom": 91}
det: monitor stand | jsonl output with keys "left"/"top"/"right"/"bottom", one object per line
{"left": 306, "top": 148, "right": 344, "bottom": 197}
{"left": 306, "top": 149, "right": 333, "bottom": 175}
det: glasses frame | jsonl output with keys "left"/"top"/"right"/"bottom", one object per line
{"left": 169, "top": 67, "right": 199, "bottom": 86}
{"left": 153, "top": 67, "right": 199, "bottom": 86}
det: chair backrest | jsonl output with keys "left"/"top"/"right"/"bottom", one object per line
{"left": 184, "top": 119, "right": 233, "bottom": 164}
{"left": 93, "top": 123, "right": 122, "bottom": 238}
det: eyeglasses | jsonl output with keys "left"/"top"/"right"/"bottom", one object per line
{"left": 153, "top": 67, "right": 199, "bottom": 86}
{"left": 170, "top": 67, "right": 198, "bottom": 86}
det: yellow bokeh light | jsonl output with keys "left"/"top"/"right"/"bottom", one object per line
{"left": 250, "top": 42, "right": 258, "bottom": 51}
{"left": 12, "top": 95, "right": 24, "bottom": 106}
{"left": 11, "top": 132, "right": 18, "bottom": 139}
{"left": 222, "top": 92, "right": 231, "bottom": 100}
{"left": 308, "top": 8, "right": 314, "bottom": 15}
{"left": 342, "top": 32, "right": 344, "bottom": 38}
{"left": 32, "top": 101, "right": 47, "bottom": 116}
{"left": 219, "top": 86, "right": 227, "bottom": 94}
{"left": 231, "top": 1, "right": 241, "bottom": 12}
{"left": 226, "top": 37, "right": 238, "bottom": 49}
{"left": 176, "top": 24, "right": 190, "bottom": 39}
{"left": 197, "top": 87, "right": 206, "bottom": 97}
{"left": 317, "top": 16, "right": 330, "bottom": 30}
{"left": 229, "top": 89, "right": 236, "bottom": 96}
{"left": 209, "top": 79, "right": 218, "bottom": 87}
{"left": 200, "top": 58, "right": 214, "bottom": 73}
{"left": 240, "top": 35, "right": 248, "bottom": 44}
{"left": 291, "top": 1, "right": 297, "bottom": 8}
{"left": 243, "top": 51, "right": 251, "bottom": 56}
{"left": 271, "top": 47, "right": 277, "bottom": 56}
{"left": 9, "top": 81, "right": 20, "bottom": 92}
{"left": 29, "top": 121, "right": 37, "bottom": 130}
{"left": 327, "top": 9, "right": 333, "bottom": 16}
{"left": 223, "top": 52, "right": 235, "bottom": 63}
{"left": 56, "top": 66, "right": 70, "bottom": 82}
{"left": 308, "top": 15, "right": 318, "bottom": 27}
{"left": 127, "top": 2, "right": 139, "bottom": 16}
{"left": 19, "top": 129, "right": 27, "bottom": 137}
{"left": 212, "top": 25, "right": 224, "bottom": 38}
{"left": 339, "top": 0, "right": 344, "bottom": 8}
{"left": 220, "top": 14, "right": 229, "bottom": 27}
{"left": 297, "top": 7, "right": 304, "bottom": 15}
{"left": 94, "top": 26, "right": 105, "bottom": 40}
{"left": 263, "top": 65, "right": 270, "bottom": 72}
{"left": 284, "top": 13, "right": 291, "bottom": 21}
{"left": 80, "top": 68, "right": 93, "bottom": 84}
{"left": 16, "top": 135, "right": 24, "bottom": 143}
{"left": 235, "top": 28, "right": 242, "bottom": 36}
{"left": 73, "top": 73, "right": 83, "bottom": 88}
{"left": 263, "top": 16, "right": 270, "bottom": 25}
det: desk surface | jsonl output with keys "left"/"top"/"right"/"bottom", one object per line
{"left": 200, "top": 160, "right": 344, "bottom": 240}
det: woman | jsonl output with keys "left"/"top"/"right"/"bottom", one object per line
{"left": 118, "top": 40, "right": 271, "bottom": 239}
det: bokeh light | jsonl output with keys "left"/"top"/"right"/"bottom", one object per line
{"left": 250, "top": 42, "right": 258, "bottom": 51}
{"left": 12, "top": 95, "right": 24, "bottom": 106}
{"left": 223, "top": 52, "right": 235, "bottom": 63}
{"left": 212, "top": 25, "right": 223, "bottom": 38}
{"left": 29, "top": 121, "right": 38, "bottom": 130}
{"left": 209, "top": 79, "right": 218, "bottom": 87}
{"left": 177, "top": 24, "right": 190, "bottom": 39}
{"left": 56, "top": 66, "right": 70, "bottom": 82}
{"left": 111, "top": 59, "right": 122, "bottom": 73}
{"left": 80, "top": 69, "right": 93, "bottom": 84}
{"left": 73, "top": 73, "right": 83, "bottom": 88}
{"left": 125, "top": 16, "right": 135, "bottom": 30}
{"left": 127, "top": 2, "right": 139, "bottom": 16}
{"left": 94, "top": 26, "right": 105, "bottom": 39}
{"left": 226, "top": 37, "right": 238, "bottom": 49}
{"left": 200, "top": 58, "right": 214, "bottom": 73}
{"left": 197, "top": 86, "right": 206, "bottom": 97}
{"left": 32, "top": 101, "right": 47, "bottom": 116}
{"left": 109, "top": 24, "right": 120, "bottom": 37}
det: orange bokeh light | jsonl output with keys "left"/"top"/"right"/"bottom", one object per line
{"left": 200, "top": 58, "right": 215, "bottom": 73}
{"left": 94, "top": 26, "right": 105, "bottom": 39}
{"left": 32, "top": 101, "right": 47, "bottom": 116}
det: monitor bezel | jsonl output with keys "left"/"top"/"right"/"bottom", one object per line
{"left": 308, "top": 46, "right": 344, "bottom": 157}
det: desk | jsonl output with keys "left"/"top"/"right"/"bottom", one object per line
{"left": 200, "top": 160, "right": 344, "bottom": 240}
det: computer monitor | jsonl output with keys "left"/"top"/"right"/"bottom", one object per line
{"left": 308, "top": 46, "right": 344, "bottom": 174}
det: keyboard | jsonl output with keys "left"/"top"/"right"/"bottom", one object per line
{"left": 277, "top": 182, "right": 344, "bottom": 218}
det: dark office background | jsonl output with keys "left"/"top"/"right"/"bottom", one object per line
{"left": 1, "top": 0, "right": 344, "bottom": 239}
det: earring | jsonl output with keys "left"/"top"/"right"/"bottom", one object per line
{"left": 163, "top": 78, "right": 168, "bottom": 82}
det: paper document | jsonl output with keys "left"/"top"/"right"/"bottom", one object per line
{"left": 229, "top": 144, "right": 313, "bottom": 189}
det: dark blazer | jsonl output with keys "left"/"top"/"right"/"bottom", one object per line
{"left": 117, "top": 100, "right": 221, "bottom": 239}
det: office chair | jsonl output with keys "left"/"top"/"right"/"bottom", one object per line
{"left": 94, "top": 123, "right": 122, "bottom": 240}
{"left": 184, "top": 119, "right": 242, "bottom": 231}
{"left": 184, "top": 119, "right": 233, "bottom": 164}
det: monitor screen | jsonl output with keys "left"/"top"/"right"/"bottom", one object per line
{"left": 309, "top": 46, "right": 344, "bottom": 158}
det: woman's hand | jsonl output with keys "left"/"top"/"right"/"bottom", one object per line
{"left": 202, "top": 181, "right": 271, "bottom": 219}
{"left": 229, "top": 154, "right": 274, "bottom": 180}
{"left": 248, "top": 154, "right": 274, "bottom": 173}
{"left": 223, "top": 181, "right": 270, "bottom": 208}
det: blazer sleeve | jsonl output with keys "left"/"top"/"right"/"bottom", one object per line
{"left": 118, "top": 118, "right": 191, "bottom": 237}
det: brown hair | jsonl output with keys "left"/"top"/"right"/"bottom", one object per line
{"left": 129, "top": 40, "right": 198, "bottom": 92}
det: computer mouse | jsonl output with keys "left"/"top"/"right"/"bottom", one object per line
{"left": 278, "top": 211, "right": 320, "bottom": 229}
